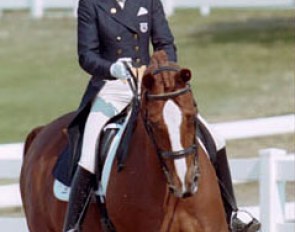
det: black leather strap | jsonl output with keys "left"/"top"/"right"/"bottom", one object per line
{"left": 161, "top": 144, "right": 197, "bottom": 160}
{"left": 151, "top": 66, "right": 180, "bottom": 75}
{"left": 96, "top": 196, "right": 117, "bottom": 232}
{"left": 146, "top": 84, "right": 191, "bottom": 101}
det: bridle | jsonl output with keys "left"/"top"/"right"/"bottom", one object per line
{"left": 144, "top": 66, "right": 197, "bottom": 158}
{"left": 124, "top": 62, "right": 200, "bottom": 194}
{"left": 142, "top": 66, "right": 200, "bottom": 193}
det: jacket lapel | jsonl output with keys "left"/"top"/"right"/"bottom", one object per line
{"left": 97, "top": 0, "right": 141, "bottom": 33}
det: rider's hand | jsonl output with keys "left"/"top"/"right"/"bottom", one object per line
{"left": 110, "top": 58, "right": 132, "bottom": 80}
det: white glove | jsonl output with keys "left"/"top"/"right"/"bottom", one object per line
{"left": 110, "top": 57, "right": 133, "bottom": 80}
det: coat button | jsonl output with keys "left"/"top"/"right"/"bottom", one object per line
{"left": 117, "top": 49, "right": 122, "bottom": 55}
{"left": 110, "top": 8, "right": 117, "bottom": 14}
{"left": 133, "top": 34, "right": 138, "bottom": 39}
{"left": 135, "top": 58, "right": 141, "bottom": 64}
{"left": 116, "top": 36, "right": 122, "bottom": 42}
{"left": 134, "top": 46, "right": 139, "bottom": 52}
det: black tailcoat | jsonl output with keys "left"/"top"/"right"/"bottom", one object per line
{"left": 54, "top": 0, "right": 177, "bottom": 185}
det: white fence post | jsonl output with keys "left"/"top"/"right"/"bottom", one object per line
{"left": 162, "top": 0, "right": 175, "bottom": 17}
{"left": 73, "top": 0, "right": 79, "bottom": 18}
{"left": 30, "top": 0, "right": 43, "bottom": 18}
{"left": 259, "top": 148, "right": 287, "bottom": 232}
{"left": 199, "top": 0, "right": 211, "bottom": 16}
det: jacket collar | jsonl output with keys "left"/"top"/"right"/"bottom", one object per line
{"left": 97, "top": 0, "right": 142, "bottom": 33}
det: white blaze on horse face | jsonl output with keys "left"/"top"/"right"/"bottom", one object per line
{"left": 163, "top": 100, "right": 186, "bottom": 191}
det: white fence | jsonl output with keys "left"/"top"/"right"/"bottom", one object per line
{"left": 163, "top": 0, "right": 295, "bottom": 16}
{"left": 229, "top": 149, "right": 295, "bottom": 232}
{"left": 0, "top": 0, "right": 78, "bottom": 18}
{"left": 0, "top": 114, "right": 295, "bottom": 231}
{"left": 0, "top": 0, "right": 294, "bottom": 18}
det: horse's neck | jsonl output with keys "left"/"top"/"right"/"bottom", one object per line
{"left": 131, "top": 116, "right": 166, "bottom": 190}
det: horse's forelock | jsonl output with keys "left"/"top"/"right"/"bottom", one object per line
{"left": 153, "top": 50, "right": 168, "bottom": 64}
{"left": 147, "top": 50, "right": 169, "bottom": 72}
{"left": 145, "top": 51, "right": 180, "bottom": 76}
{"left": 142, "top": 50, "right": 185, "bottom": 94}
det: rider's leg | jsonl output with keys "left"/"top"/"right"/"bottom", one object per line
{"left": 63, "top": 166, "right": 94, "bottom": 232}
{"left": 215, "top": 147, "right": 238, "bottom": 222}
{"left": 197, "top": 115, "right": 237, "bottom": 220}
{"left": 63, "top": 81, "right": 132, "bottom": 232}
{"left": 197, "top": 115, "right": 261, "bottom": 232}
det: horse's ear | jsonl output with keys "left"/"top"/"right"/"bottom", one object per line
{"left": 180, "top": 69, "right": 191, "bottom": 83}
{"left": 142, "top": 73, "right": 155, "bottom": 90}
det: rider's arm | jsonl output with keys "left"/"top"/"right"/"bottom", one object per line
{"left": 151, "top": 0, "right": 177, "bottom": 62}
{"left": 77, "top": 0, "right": 113, "bottom": 79}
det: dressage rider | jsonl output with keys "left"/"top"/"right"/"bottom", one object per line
{"left": 63, "top": 0, "right": 260, "bottom": 231}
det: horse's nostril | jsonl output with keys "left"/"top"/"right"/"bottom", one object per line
{"left": 182, "top": 192, "right": 192, "bottom": 198}
{"left": 169, "top": 187, "right": 174, "bottom": 193}
{"left": 194, "top": 176, "right": 199, "bottom": 182}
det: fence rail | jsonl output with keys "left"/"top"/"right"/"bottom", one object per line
{"left": 0, "top": 115, "right": 295, "bottom": 231}
{"left": 213, "top": 114, "right": 294, "bottom": 140}
{"left": 172, "top": 0, "right": 295, "bottom": 8}
{"left": 0, "top": 0, "right": 295, "bottom": 18}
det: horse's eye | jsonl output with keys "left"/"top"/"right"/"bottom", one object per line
{"left": 151, "top": 121, "right": 160, "bottom": 127}
{"left": 150, "top": 120, "right": 162, "bottom": 129}
{"left": 186, "top": 115, "right": 195, "bottom": 124}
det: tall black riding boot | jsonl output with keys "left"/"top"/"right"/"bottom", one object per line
{"left": 215, "top": 148, "right": 261, "bottom": 232}
{"left": 63, "top": 166, "right": 94, "bottom": 232}
{"left": 215, "top": 148, "right": 238, "bottom": 223}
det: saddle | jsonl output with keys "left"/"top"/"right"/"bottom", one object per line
{"left": 54, "top": 105, "right": 133, "bottom": 201}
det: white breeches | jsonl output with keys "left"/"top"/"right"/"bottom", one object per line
{"left": 78, "top": 80, "right": 133, "bottom": 173}
{"left": 197, "top": 114, "right": 226, "bottom": 151}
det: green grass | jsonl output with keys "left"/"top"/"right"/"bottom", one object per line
{"left": 0, "top": 9, "right": 294, "bottom": 143}
{"left": 227, "top": 134, "right": 295, "bottom": 158}
{"left": 170, "top": 9, "right": 294, "bottom": 121}
{"left": 0, "top": 13, "right": 87, "bottom": 142}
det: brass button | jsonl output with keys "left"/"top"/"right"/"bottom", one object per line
{"left": 116, "top": 36, "right": 122, "bottom": 42}
{"left": 135, "top": 58, "right": 141, "bottom": 64}
{"left": 117, "top": 49, "right": 122, "bottom": 55}
{"left": 110, "top": 8, "right": 117, "bottom": 14}
{"left": 133, "top": 34, "right": 138, "bottom": 39}
{"left": 134, "top": 46, "right": 139, "bottom": 52}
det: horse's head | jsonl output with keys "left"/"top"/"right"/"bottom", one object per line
{"left": 141, "top": 51, "right": 199, "bottom": 198}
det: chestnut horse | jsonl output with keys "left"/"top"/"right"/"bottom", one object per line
{"left": 20, "top": 51, "right": 228, "bottom": 232}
